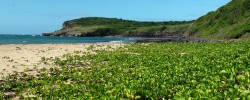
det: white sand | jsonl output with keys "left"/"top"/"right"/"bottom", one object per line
{"left": 0, "top": 43, "right": 124, "bottom": 79}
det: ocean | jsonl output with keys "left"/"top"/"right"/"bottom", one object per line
{"left": 0, "top": 35, "right": 159, "bottom": 44}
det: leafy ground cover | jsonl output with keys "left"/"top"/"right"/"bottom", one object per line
{"left": 0, "top": 42, "right": 250, "bottom": 99}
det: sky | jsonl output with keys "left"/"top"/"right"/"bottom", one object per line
{"left": 0, "top": 0, "right": 231, "bottom": 35}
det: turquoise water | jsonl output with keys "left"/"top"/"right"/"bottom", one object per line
{"left": 0, "top": 35, "right": 158, "bottom": 44}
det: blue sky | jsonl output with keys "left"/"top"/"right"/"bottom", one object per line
{"left": 0, "top": 0, "right": 230, "bottom": 34}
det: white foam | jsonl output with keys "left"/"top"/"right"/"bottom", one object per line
{"left": 109, "top": 41, "right": 124, "bottom": 43}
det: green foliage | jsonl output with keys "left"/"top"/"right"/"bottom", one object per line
{"left": 46, "top": 0, "right": 250, "bottom": 40}
{"left": 1, "top": 42, "right": 250, "bottom": 99}
{"left": 46, "top": 17, "right": 192, "bottom": 37}
{"left": 127, "top": 24, "right": 190, "bottom": 37}
{"left": 187, "top": 0, "right": 250, "bottom": 39}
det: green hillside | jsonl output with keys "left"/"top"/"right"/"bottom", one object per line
{"left": 45, "top": 0, "right": 250, "bottom": 41}
{"left": 43, "top": 17, "right": 192, "bottom": 37}
{"left": 186, "top": 0, "right": 250, "bottom": 40}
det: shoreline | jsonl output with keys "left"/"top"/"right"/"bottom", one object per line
{"left": 0, "top": 43, "right": 124, "bottom": 79}
{"left": 0, "top": 37, "right": 231, "bottom": 79}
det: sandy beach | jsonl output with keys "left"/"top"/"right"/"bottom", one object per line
{"left": 0, "top": 43, "right": 124, "bottom": 79}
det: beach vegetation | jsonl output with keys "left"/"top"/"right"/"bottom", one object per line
{"left": 0, "top": 42, "right": 250, "bottom": 99}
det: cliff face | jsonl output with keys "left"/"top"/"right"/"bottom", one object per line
{"left": 186, "top": 0, "right": 250, "bottom": 40}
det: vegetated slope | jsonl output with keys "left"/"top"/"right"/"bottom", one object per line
{"left": 186, "top": 0, "right": 250, "bottom": 40}
{"left": 43, "top": 17, "right": 192, "bottom": 37}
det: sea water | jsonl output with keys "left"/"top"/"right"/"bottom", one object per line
{"left": 0, "top": 35, "right": 159, "bottom": 44}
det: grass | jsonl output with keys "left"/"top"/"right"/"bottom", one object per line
{"left": 45, "top": 17, "right": 192, "bottom": 37}
{"left": 0, "top": 42, "right": 250, "bottom": 99}
{"left": 125, "top": 24, "right": 190, "bottom": 37}
{"left": 45, "top": 0, "right": 250, "bottom": 40}
{"left": 187, "top": 0, "right": 250, "bottom": 40}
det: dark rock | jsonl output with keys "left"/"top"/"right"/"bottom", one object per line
{"left": 136, "top": 36, "right": 223, "bottom": 43}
